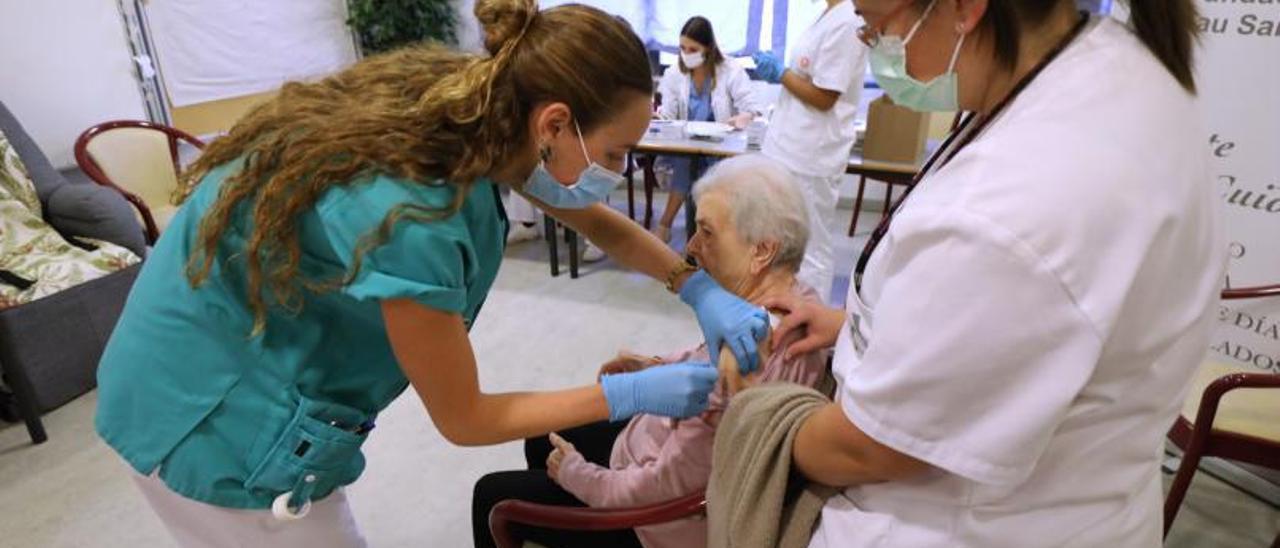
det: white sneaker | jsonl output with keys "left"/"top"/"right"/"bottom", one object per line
{"left": 506, "top": 223, "right": 540, "bottom": 244}
{"left": 582, "top": 241, "right": 606, "bottom": 263}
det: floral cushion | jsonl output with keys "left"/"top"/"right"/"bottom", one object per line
{"left": 0, "top": 130, "right": 40, "bottom": 215}
{"left": 0, "top": 131, "right": 141, "bottom": 309}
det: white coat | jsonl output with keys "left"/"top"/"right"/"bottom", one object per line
{"left": 657, "top": 60, "right": 763, "bottom": 123}
{"left": 811, "top": 17, "right": 1226, "bottom": 547}
{"left": 762, "top": 0, "right": 867, "bottom": 179}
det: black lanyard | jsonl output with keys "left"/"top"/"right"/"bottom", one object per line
{"left": 854, "top": 12, "right": 1091, "bottom": 292}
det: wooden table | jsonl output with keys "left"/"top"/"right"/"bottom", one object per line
{"left": 625, "top": 130, "right": 926, "bottom": 241}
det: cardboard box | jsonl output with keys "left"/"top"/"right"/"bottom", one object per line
{"left": 862, "top": 96, "right": 929, "bottom": 164}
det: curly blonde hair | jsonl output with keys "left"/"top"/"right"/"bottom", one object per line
{"left": 178, "top": 0, "right": 652, "bottom": 333}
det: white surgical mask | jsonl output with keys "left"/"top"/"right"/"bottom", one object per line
{"left": 522, "top": 120, "right": 626, "bottom": 209}
{"left": 681, "top": 50, "right": 705, "bottom": 69}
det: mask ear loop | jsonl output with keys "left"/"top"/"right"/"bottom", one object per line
{"left": 946, "top": 31, "right": 967, "bottom": 74}
{"left": 903, "top": 0, "right": 940, "bottom": 45}
{"left": 573, "top": 120, "right": 594, "bottom": 165}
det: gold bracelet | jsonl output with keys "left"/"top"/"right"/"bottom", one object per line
{"left": 664, "top": 258, "right": 698, "bottom": 293}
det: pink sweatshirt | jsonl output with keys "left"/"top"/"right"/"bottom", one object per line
{"left": 555, "top": 285, "right": 828, "bottom": 548}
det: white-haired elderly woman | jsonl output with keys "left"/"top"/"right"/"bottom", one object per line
{"left": 471, "top": 155, "right": 830, "bottom": 548}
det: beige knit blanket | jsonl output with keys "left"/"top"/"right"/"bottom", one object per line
{"left": 706, "top": 383, "right": 837, "bottom": 548}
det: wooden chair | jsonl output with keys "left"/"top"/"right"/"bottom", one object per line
{"left": 541, "top": 214, "right": 580, "bottom": 279}
{"left": 74, "top": 120, "right": 205, "bottom": 244}
{"left": 489, "top": 490, "right": 706, "bottom": 548}
{"left": 1164, "top": 282, "right": 1280, "bottom": 543}
{"left": 846, "top": 172, "right": 914, "bottom": 237}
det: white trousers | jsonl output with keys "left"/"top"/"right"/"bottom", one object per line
{"left": 132, "top": 470, "right": 367, "bottom": 548}
{"left": 790, "top": 170, "right": 842, "bottom": 302}
{"left": 504, "top": 191, "right": 542, "bottom": 224}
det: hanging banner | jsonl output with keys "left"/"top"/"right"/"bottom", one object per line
{"left": 1196, "top": 4, "right": 1280, "bottom": 374}
{"left": 146, "top": 0, "right": 357, "bottom": 107}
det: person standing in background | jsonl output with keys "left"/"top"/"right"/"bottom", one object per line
{"left": 752, "top": 0, "right": 868, "bottom": 301}
{"left": 504, "top": 191, "right": 543, "bottom": 244}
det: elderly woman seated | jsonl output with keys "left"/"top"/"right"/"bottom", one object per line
{"left": 471, "top": 155, "right": 830, "bottom": 548}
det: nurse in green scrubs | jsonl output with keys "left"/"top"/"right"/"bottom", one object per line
{"left": 94, "top": 2, "right": 767, "bottom": 544}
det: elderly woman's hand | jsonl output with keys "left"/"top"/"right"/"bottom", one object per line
{"left": 761, "top": 293, "right": 845, "bottom": 359}
{"left": 546, "top": 432, "right": 578, "bottom": 483}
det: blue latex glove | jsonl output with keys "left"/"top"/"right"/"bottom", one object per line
{"left": 601, "top": 361, "right": 719, "bottom": 421}
{"left": 751, "top": 50, "right": 785, "bottom": 84}
{"left": 679, "top": 270, "right": 770, "bottom": 375}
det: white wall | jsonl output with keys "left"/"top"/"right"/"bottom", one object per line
{"left": 453, "top": 0, "right": 484, "bottom": 52}
{"left": 0, "top": 0, "right": 146, "bottom": 168}
{"left": 146, "top": 0, "right": 358, "bottom": 107}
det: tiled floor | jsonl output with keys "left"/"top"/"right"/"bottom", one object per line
{"left": 1, "top": 191, "right": 1276, "bottom": 547}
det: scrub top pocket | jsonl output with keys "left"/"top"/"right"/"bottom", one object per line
{"left": 244, "top": 396, "right": 371, "bottom": 503}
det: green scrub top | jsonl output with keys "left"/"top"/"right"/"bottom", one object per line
{"left": 95, "top": 159, "right": 508, "bottom": 509}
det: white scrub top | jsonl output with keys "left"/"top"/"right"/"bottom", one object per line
{"left": 812, "top": 18, "right": 1225, "bottom": 547}
{"left": 762, "top": 1, "right": 868, "bottom": 178}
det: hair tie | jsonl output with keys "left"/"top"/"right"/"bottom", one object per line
{"left": 494, "top": 9, "right": 537, "bottom": 56}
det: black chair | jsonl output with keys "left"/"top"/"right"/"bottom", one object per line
{"left": 542, "top": 215, "right": 580, "bottom": 279}
{"left": 0, "top": 101, "right": 145, "bottom": 444}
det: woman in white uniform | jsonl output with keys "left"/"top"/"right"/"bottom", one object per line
{"left": 764, "top": 0, "right": 1223, "bottom": 545}
{"left": 751, "top": 0, "right": 869, "bottom": 301}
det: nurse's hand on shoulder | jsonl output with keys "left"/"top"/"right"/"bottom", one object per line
{"left": 679, "top": 270, "right": 770, "bottom": 374}
{"left": 600, "top": 360, "right": 718, "bottom": 422}
{"left": 761, "top": 294, "right": 845, "bottom": 359}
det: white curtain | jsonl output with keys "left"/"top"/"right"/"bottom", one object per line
{"left": 541, "top": 0, "right": 778, "bottom": 56}
{"left": 146, "top": 0, "right": 357, "bottom": 107}
{"left": 649, "top": 0, "right": 752, "bottom": 54}
{"left": 776, "top": 0, "right": 829, "bottom": 57}
{"left": 541, "top": 0, "right": 651, "bottom": 38}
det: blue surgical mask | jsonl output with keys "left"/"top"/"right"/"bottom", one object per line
{"left": 522, "top": 120, "right": 625, "bottom": 209}
{"left": 869, "top": 0, "right": 966, "bottom": 113}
